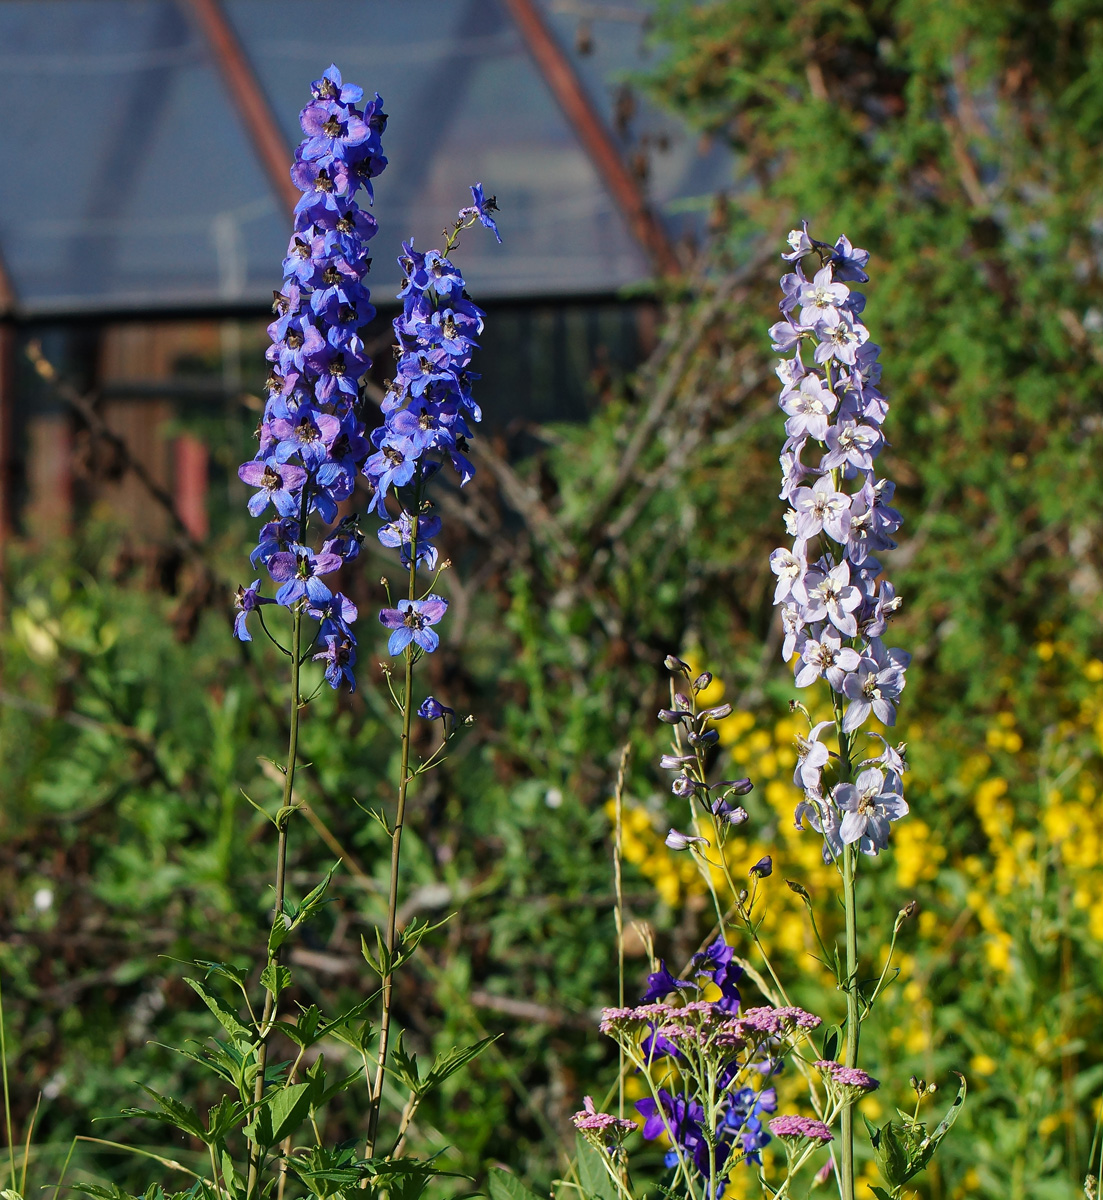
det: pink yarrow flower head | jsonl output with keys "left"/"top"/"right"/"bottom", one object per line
{"left": 815, "top": 1060, "right": 880, "bottom": 1093}
{"left": 571, "top": 1096, "right": 636, "bottom": 1147}
{"left": 769, "top": 1114, "right": 834, "bottom": 1143}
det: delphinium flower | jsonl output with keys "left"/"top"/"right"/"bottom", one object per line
{"left": 364, "top": 188, "right": 500, "bottom": 1159}
{"left": 768, "top": 225, "right": 910, "bottom": 856}
{"left": 368, "top": 185, "right": 500, "bottom": 629}
{"left": 233, "top": 64, "right": 386, "bottom": 692}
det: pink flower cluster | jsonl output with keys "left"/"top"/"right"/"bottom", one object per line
{"left": 769, "top": 1114, "right": 834, "bottom": 1142}
{"left": 740, "top": 1005, "right": 823, "bottom": 1034}
{"left": 814, "top": 1059, "right": 880, "bottom": 1091}
{"left": 571, "top": 1096, "right": 637, "bottom": 1138}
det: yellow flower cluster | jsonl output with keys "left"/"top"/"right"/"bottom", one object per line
{"left": 961, "top": 654, "right": 1103, "bottom": 969}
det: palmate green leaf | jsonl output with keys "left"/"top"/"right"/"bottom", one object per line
{"left": 487, "top": 1168, "right": 543, "bottom": 1200}
{"left": 183, "top": 978, "right": 254, "bottom": 1048}
{"left": 575, "top": 1134, "right": 617, "bottom": 1200}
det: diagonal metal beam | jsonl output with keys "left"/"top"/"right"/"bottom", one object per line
{"left": 0, "top": 242, "right": 17, "bottom": 318}
{"left": 499, "top": 0, "right": 680, "bottom": 278}
{"left": 181, "top": 0, "right": 299, "bottom": 214}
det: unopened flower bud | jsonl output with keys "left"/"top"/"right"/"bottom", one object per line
{"left": 664, "top": 654, "right": 690, "bottom": 676}
{"left": 725, "top": 806, "right": 749, "bottom": 825}
{"left": 700, "top": 703, "right": 733, "bottom": 721}
{"left": 671, "top": 774, "right": 696, "bottom": 797}
{"left": 674, "top": 692, "right": 693, "bottom": 710}
{"left": 692, "top": 671, "right": 713, "bottom": 692}
{"left": 665, "top": 828, "right": 707, "bottom": 852}
{"left": 660, "top": 753, "right": 694, "bottom": 769}
{"left": 749, "top": 855, "right": 773, "bottom": 878}
{"left": 688, "top": 729, "right": 719, "bottom": 746}
{"left": 658, "top": 708, "right": 690, "bottom": 725}
{"left": 723, "top": 778, "right": 754, "bottom": 797}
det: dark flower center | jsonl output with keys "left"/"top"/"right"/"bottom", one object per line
{"left": 328, "top": 354, "right": 346, "bottom": 378}
{"left": 295, "top": 417, "right": 320, "bottom": 443}
{"left": 384, "top": 447, "right": 405, "bottom": 467}
{"left": 403, "top": 609, "right": 426, "bottom": 630}
{"left": 261, "top": 466, "right": 282, "bottom": 490}
{"left": 323, "top": 114, "right": 345, "bottom": 138}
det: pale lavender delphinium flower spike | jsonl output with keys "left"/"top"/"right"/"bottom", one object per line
{"left": 768, "top": 228, "right": 910, "bottom": 857}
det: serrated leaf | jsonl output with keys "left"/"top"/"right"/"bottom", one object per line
{"left": 268, "top": 1081, "right": 313, "bottom": 1146}
{"left": 193, "top": 960, "right": 249, "bottom": 989}
{"left": 929, "top": 1072, "right": 967, "bottom": 1146}
{"left": 292, "top": 863, "right": 340, "bottom": 926}
{"left": 423, "top": 1035, "right": 498, "bottom": 1091}
{"left": 132, "top": 1084, "right": 206, "bottom": 1139}
{"left": 487, "top": 1169, "right": 543, "bottom": 1200}
{"left": 184, "top": 978, "right": 254, "bottom": 1047}
{"left": 575, "top": 1134, "right": 616, "bottom": 1200}
{"left": 278, "top": 1003, "right": 323, "bottom": 1049}
{"left": 260, "top": 963, "right": 292, "bottom": 1000}
{"left": 206, "top": 1094, "right": 245, "bottom": 1145}
{"left": 269, "top": 914, "right": 291, "bottom": 957}
{"left": 389, "top": 1030, "right": 421, "bottom": 1090}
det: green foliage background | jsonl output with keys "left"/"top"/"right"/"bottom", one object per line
{"left": 4, "top": 3, "right": 1103, "bottom": 1199}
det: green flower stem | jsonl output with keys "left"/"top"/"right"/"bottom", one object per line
{"left": 1, "top": 971, "right": 16, "bottom": 1193}
{"left": 832, "top": 697, "right": 858, "bottom": 1200}
{"left": 366, "top": 508, "right": 421, "bottom": 1159}
{"left": 246, "top": 605, "right": 303, "bottom": 1200}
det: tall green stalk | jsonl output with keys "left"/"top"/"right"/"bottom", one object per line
{"left": 834, "top": 703, "right": 858, "bottom": 1200}
{"left": 1, "top": 971, "right": 16, "bottom": 1194}
{"left": 366, "top": 510, "right": 421, "bottom": 1158}
{"left": 246, "top": 606, "right": 303, "bottom": 1199}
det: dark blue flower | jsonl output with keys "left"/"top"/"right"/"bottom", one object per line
{"left": 313, "top": 633, "right": 357, "bottom": 691}
{"left": 233, "top": 580, "right": 274, "bottom": 642}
